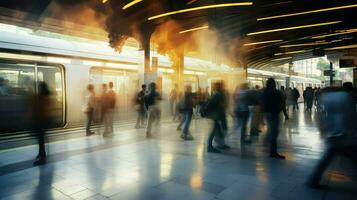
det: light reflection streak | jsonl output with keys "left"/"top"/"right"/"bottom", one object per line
{"left": 148, "top": 2, "right": 253, "bottom": 20}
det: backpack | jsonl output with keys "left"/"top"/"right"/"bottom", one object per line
{"left": 199, "top": 100, "right": 215, "bottom": 119}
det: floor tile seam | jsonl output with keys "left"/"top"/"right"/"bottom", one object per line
{"left": 0, "top": 119, "right": 178, "bottom": 154}
{"left": 0, "top": 136, "right": 150, "bottom": 176}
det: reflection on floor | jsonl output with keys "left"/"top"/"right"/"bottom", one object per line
{"left": 0, "top": 108, "right": 356, "bottom": 200}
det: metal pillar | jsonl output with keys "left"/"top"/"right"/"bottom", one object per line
{"left": 329, "top": 62, "right": 333, "bottom": 86}
{"left": 143, "top": 38, "right": 151, "bottom": 84}
{"left": 138, "top": 26, "right": 154, "bottom": 86}
{"left": 176, "top": 50, "right": 185, "bottom": 92}
{"left": 286, "top": 62, "right": 292, "bottom": 88}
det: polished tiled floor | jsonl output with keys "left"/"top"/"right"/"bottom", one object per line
{"left": 0, "top": 108, "right": 357, "bottom": 200}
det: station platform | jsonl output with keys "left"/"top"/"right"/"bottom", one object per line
{"left": 0, "top": 109, "right": 356, "bottom": 200}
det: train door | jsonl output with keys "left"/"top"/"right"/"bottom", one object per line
{"left": 37, "top": 65, "right": 65, "bottom": 128}
{"left": 0, "top": 62, "right": 65, "bottom": 134}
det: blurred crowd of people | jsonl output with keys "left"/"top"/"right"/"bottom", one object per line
{"left": 18, "top": 75, "right": 357, "bottom": 189}
{"left": 83, "top": 82, "right": 116, "bottom": 137}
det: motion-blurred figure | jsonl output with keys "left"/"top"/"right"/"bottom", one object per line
{"left": 196, "top": 87, "right": 205, "bottom": 116}
{"left": 84, "top": 84, "right": 95, "bottom": 136}
{"left": 145, "top": 82, "right": 161, "bottom": 138}
{"left": 100, "top": 84, "right": 108, "bottom": 123}
{"left": 169, "top": 84, "right": 179, "bottom": 118}
{"left": 250, "top": 85, "right": 263, "bottom": 135}
{"left": 292, "top": 87, "right": 300, "bottom": 111}
{"left": 0, "top": 77, "right": 10, "bottom": 95}
{"left": 135, "top": 84, "right": 147, "bottom": 128}
{"left": 314, "top": 87, "right": 322, "bottom": 111}
{"left": 32, "top": 82, "right": 51, "bottom": 165}
{"left": 103, "top": 82, "right": 116, "bottom": 137}
{"left": 261, "top": 78, "right": 285, "bottom": 159}
{"left": 279, "top": 86, "right": 289, "bottom": 120}
{"left": 234, "top": 83, "right": 251, "bottom": 143}
{"left": 308, "top": 84, "right": 357, "bottom": 188}
{"left": 303, "top": 87, "right": 314, "bottom": 111}
{"left": 180, "top": 85, "right": 195, "bottom": 140}
{"left": 206, "top": 82, "right": 230, "bottom": 153}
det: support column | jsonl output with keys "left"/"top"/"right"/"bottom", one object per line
{"left": 329, "top": 62, "right": 333, "bottom": 86}
{"left": 286, "top": 62, "right": 293, "bottom": 88}
{"left": 172, "top": 49, "right": 184, "bottom": 92}
{"left": 143, "top": 37, "right": 151, "bottom": 85}
{"left": 138, "top": 26, "right": 155, "bottom": 86}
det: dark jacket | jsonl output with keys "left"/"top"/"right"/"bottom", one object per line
{"left": 183, "top": 92, "right": 195, "bottom": 113}
{"left": 261, "top": 88, "right": 283, "bottom": 113}
{"left": 208, "top": 90, "right": 226, "bottom": 120}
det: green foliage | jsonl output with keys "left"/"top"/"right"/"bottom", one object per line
{"left": 316, "top": 58, "right": 330, "bottom": 71}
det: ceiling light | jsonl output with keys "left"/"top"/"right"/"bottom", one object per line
{"left": 271, "top": 57, "right": 292, "bottom": 61}
{"left": 257, "top": 4, "right": 357, "bottom": 21}
{"left": 122, "top": 0, "right": 143, "bottom": 10}
{"left": 148, "top": 2, "right": 253, "bottom": 20}
{"left": 179, "top": 25, "right": 209, "bottom": 34}
{"left": 247, "top": 21, "right": 341, "bottom": 36}
{"left": 102, "top": 0, "right": 108, "bottom": 3}
{"left": 325, "top": 44, "right": 357, "bottom": 50}
{"left": 243, "top": 40, "right": 283, "bottom": 46}
{"left": 280, "top": 42, "right": 329, "bottom": 48}
{"left": 312, "top": 29, "right": 357, "bottom": 39}
{"left": 274, "top": 50, "right": 306, "bottom": 56}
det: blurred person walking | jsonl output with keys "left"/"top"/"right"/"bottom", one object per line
{"left": 202, "top": 82, "right": 230, "bottom": 153}
{"left": 250, "top": 85, "right": 263, "bottom": 135}
{"left": 314, "top": 87, "right": 322, "bottom": 111}
{"left": 32, "top": 82, "right": 51, "bottom": 165}
{"left": 307, "top": 84, "right": 357, "bottom": 188}
{"left": 292, "top": 87, "right": 300, "bottom": 111}
{"left": 279, "top": 86, "right": 289, "bottom": 120}
{"left": 303, "top": 87, "right": 314, "bottom": 111}
{"left": 100, "top": 84, "right": 108, "bottom": 123}
{"left": 180, "top": 85, "right": 195, "bottom": 140}
{"left": 196, "top": 87, "right": 205, "bottom": 116}
{"left": 103, "top": 82, "right": 116, "bottom": 137}
{"left": 261, "top": 78, "right": 285, "bottom": 159}
{"left": 83, "top": 84, "right": 95, "bottom": 136}
{"left": 169, "top": 84, "right": 179, "bottom": 119}
{"left": 145, "top": 82, "right": 161, "bottom": 138}
{"left": 0, "top": 77, "right": 10, "bottom": 95}
{"left": 234, "top": 83, "right": 251, "bottom": 143}
{"left": 135, "top": 84, "right": 147, "bottom": 128}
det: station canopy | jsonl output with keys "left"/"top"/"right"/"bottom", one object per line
{"left": 0, "top": 0, "right": 356, "bottom": 69}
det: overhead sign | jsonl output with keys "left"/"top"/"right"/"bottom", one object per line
{"left": 339, "top": 59, "right": 357, "bottom": 68}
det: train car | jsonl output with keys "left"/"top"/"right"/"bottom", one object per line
{"left": 0, "top": 31, "right": 320, "bottom": 137}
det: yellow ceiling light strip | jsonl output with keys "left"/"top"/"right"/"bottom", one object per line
{"left": 122, "top": 0, "right": 143, "bottom": 10}
{"left": 312, "top": 29, "right": 357, "bottom": 39}
{"left": 257, "top": 4, "right": 357, "bottom": 21}
{"left": 148, "top": 2, "right": 253, "bottom": 20}
{"left": 243, "top": 40, "right": 283, "bottom": 46}
{"left": 271, "top": 57, "right": 292, "bottom": 61}
{"left": 179, "top": 25, "right": 209, "bottom": 34}
{"left": 325, "top": 44, "right": 357, "bottom": 50}
{"left": 336, "top": 28, "right": 357, "bottom": 33}
{"left": 280, "top": 42, "right": 329, "bottom": 48}
{"left": 102, "top": 0, "right": 108, "bottom": 3}
{"left": 274, "top": 50, "right": 306, "bottom": 56}
{"left": 247, "top": 21, "right": 341, "bottom": 36}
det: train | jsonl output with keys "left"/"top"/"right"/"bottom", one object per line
{"left": 0, "top": 29, "right": 322, "bottom": 136}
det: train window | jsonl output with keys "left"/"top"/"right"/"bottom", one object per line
{"left": 0, "top": 64, "right": 36, "bottom": 133}
{"left": 0, "top": 62, "right": 64, "bottom": 134}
